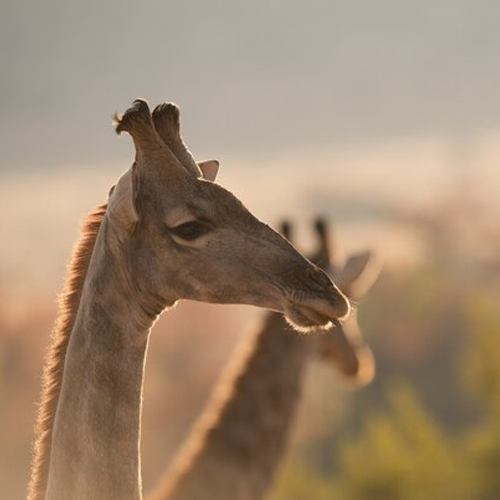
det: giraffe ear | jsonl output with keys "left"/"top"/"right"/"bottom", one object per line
{"left": 106, "top": 166, "right": 139, "bottom": 236}
{"left": 198, "top": 160, "right": 219, "bottom": 182}
{"left": 335, "top": 251, "right": 381, "bottom": 298}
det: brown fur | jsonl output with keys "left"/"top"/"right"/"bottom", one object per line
{"left": 27, "top": 204, "right": 107, "bottom": 500}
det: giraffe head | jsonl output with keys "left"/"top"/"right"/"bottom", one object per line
{"left": 282, "top": 218, "right": 380, "bottom": 385}
{"left": 106, "top": 99, "right": 350, "bottom": 329}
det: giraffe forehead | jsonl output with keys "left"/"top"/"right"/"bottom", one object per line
{"left": 191, "top": 181, "right": 254, "bottom": 220}
{"left": 138, "top": 173, "right": 255, "bottom": 229}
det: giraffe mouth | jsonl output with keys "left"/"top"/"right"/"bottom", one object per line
{"left": 284, "top": 293, "right": 351, "bottom": 332}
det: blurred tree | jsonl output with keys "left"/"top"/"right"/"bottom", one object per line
{"left": 271, "top": 456, "right": 332, "bottom": 500}
{"left": 462, "top": 294, "right": 500, "bottom": 418}
{"left": 331, "top": 383, "right": 473, "bottom": 500}
{"left": 460, "top": 294, "right": 500, "bottom": 500}
{"left": 272, "top": 384, "right": 476, "bottom": 500}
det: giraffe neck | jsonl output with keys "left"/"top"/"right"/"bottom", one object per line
{"left": 45, "top": 221, "right": 161, "bottom": 500}
{"left": 149, "top": 313, "right": 313, "bottom": 500}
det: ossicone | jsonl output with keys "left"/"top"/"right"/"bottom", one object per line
{"left": 114, "top": 99, "right": 153, "bottom": 135}
{"left": 152, "top": 101, "right": 204, "bottom": 178}
{"left": 280, "top": 220, "right": 292, "bottom": 241}
{"left": 312, "top": 216, "right": 331, "bottom": 269}
{"left": 152, "top": 102, "right": 181, "bottom": 134}
{"left": 112, "top": 99, "right": 167, "bottom": 158}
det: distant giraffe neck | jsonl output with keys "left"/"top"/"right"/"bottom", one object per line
{"left": 40, "top": 215, "right": 163, "bottom": 500}
{"left": 148, "top": 312, "right": 312, "bottom": 500}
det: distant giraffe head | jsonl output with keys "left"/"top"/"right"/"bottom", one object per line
{"left": 108, "top": 99, "right": 350, "bottom": 329}
{"left": 281, "top": 218, "right": 380, "bottom": 384}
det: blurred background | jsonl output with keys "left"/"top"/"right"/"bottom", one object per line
{"left": 1, "top": 1, "right": 500, "bottom": 499}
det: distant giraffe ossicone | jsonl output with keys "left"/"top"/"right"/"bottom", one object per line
{"left": 27, "top": 99, "right": 350, "bottom": 500}
{"left": 147, "top": 218, "right": 380, "bottom": 500}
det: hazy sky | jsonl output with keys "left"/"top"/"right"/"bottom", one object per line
{"left": 1, "top": 0, "right": 500, "bottom": 170}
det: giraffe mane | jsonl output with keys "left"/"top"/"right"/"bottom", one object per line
{"left": 27, "top": 203, "right": 107, "bottom": 500}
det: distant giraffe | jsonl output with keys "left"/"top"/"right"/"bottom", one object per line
{"left": 27, "top": 100, "right": 350, "bottom": 500}
{"left": 147, "top": 218, "right": 379, "bottom": 500}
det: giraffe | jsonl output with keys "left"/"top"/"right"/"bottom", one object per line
{"left": 146, "top": 218, "right": 380, "bottom": 500}
{"left": 27, "top": 99, "right": 350, "bottom": 500}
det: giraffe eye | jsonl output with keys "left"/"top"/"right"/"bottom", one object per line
{"left": 170, "top": 221, "right": 210, "bottom": 241}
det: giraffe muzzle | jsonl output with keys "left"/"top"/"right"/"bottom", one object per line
{"left": 283, "top": 280, "right": 351, "bottom": 332}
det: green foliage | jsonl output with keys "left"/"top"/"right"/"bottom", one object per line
{"left": 459, "top": 294, "right": 500, "bottom": 500}
{"left": 463, "top": 295, "right": 500, "bottom": 418}
{"left": 461, "top": 423, "right": 500, "bottom": 500}
{"left": 271, "top": 384, "right": 476, "bottom": 500}
{"left": 332, "top": 384, "right": 473, "bottom": 500}
{"left": 271, "top": 456, "right": 332, "bottom": 500}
